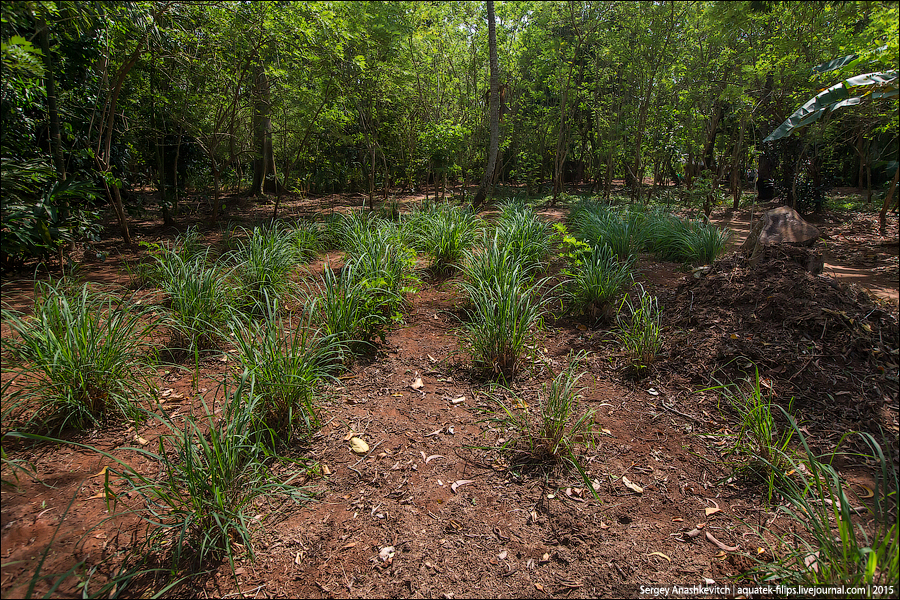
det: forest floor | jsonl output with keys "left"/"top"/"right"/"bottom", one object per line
{"left": 1, "top": 188, "right": 898, "bottom": 599}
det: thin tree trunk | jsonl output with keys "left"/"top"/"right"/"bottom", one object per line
{"left": 39, "top": 18, "right": 65, "bottom": 181}
{"left": 879, "top": 167, "right": 898, "bottom": 235}
{"left": 472, "top": 0, "right": 500, "bottom": 209}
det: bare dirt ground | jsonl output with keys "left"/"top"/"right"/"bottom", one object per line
{"left": 2, "top": 189, "right": 898, "bottom": 598}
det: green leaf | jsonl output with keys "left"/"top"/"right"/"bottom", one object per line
{"left": 811, "top": 54, "right": 858, "bottom": 74}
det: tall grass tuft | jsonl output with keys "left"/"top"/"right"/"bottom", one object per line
{"left": 459, "top": 240, "right": 546, "bottom": 378}
{"left": 643, "top": 212, "right": 731, "bottom": 265}
{"left": 229, "top": 297, "right": 345, "bottom": 445}
{"left": 614, "top": 284, "right": 662, "bottom": 375}
{"left": 228, "top": 222, "right": 303, "bottom": 312}
{"left": 702, "top": 367, "right": 795, "bottom": 502}
{"left": 564, "top": 243, "right": 634, "bottom": 322}
{"left": 106, "top": 378, "right": 313, "bottom": 573}
{"left": 1, "top": 280, "right": 159, "bottom": 431}
{"left": 343, "top": 220, "right": 418, "bottom": 309}
{"left": 483, "top": 355, "right": 600, "bottom": 496}
{"left": 312, "top": 262, "right": 396, "bottom": 353}
{"left": 157, "top": 249, "right": 234, "bottom": 356}
{"left": 747, "top": 409, "right": 898, "bottom": 590}
{"left": 409, "top": 204, "right": 481, "bottom": 273}
{"left": 496, "top": 202, "right": 553, "bottom": 274}
{"left": 573, "top": 205, "right": 646, "bottom": 263}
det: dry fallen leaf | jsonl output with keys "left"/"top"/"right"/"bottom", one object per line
{"left": 425, "top": 454, "right": 444, "bottom": 464}
{"left": 91, "top": 466, "right": 108, "bottom": 478}
{"left": 343, "top": 430, "right": 356, "bottom": 441}
{"left": 535, "top": 583, "right": 544, "bottom": 591}
{"left": 451, "top": 396, "right": 466, "bottom": 405}
{"left": 410, "top": 377, "right": 424, "bottom": 390}
{"left": 705, "top": 531, "right": 739, "bottom": 552}
{"left": 705, "top": 507, "right": 722, "bottom": 516}
{"left": 600, "top": 522, "right": 609, "bottom": 530}
{"left": 855, "top": 484, "right": 875, "bottom": 499}
{"left": 350, "top": 437, "right": 369, "bottom": 454}
{"left": 451, "top": 479, "right": 474, "bottom": 494}
{"left": 379, "top": 546, "right": 395, "bottom": 562}
{"left": 646, "top": 552, "right": 671, "bottom": 562}
{"left": 672, "top": 517, "right": 684, "bottom": 523}
{"left": 540, "top": 552, "right": 550, "bottom": 563}
{"left": 134, "top": 435, "right": 149, "bottom": 446}
{"left": 622, "top": 476, "right": 643, "bottom": 494}
{"left": 322, "top": 464, "right": 331, "bottom": 476}
{"left": 341, "top": 542, "right": 358, "bottom": 550}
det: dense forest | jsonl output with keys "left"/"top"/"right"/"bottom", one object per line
{"left": 1, "top": 0, "right": 897, "bottom": 263}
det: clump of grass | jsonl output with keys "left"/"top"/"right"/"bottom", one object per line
{"left": 572, "top": 204, "right": 646, "bottom": 263}
{"left": 229, "top": 298, "right": 345, "bottom": 445}
{"left": 128, "top": 226, "right": 208, "bottom": 289}
{"left": 614, "top": 284, "right": 662, "bottom": 375}
{"left": 157, "top": 249, "right": 234, "bottom": 356}
{"left": 564, "top": 243, "right": 634, "bottom": 323}
{"left": 311, "top": 262, "right": 396, "bottom": 353}
{"left": 106, "top": 378, "right": 314, "bottom": 573}
{"left": 746, "top": 409, "right": 898, "bottom": 590}
{"left": 409, "top": 204, "right": 481, "bottom": 273}
{"left": 495, "top": 201, "right": 553, "bottom": 274}
{"left": 459, "top": 240, "right": 546, "bottom": 379}
{"left": 343, "top": 219, "right": 418, "bottom": 311}
{"left": 1, "top": 279, "right": 159, "bottom": 432}
{"left": 228, "top": 222, "right": 303, "bottom": 312}
{"left": 642, "top": 212, "right": 731, "bottom": 265}
{"left": 483, "top": 355, "right": 599, "bottom": 495}
{"left": 292, "top": 219, "right": 322, "bottom": 263}
{"left": 704, "top": 367, "right": 795, "bottom": 501}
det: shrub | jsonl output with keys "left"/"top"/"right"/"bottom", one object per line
{"left": 1, "top": 279, "right": 159, "bottom": 431}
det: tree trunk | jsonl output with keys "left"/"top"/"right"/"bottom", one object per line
{"left": 472, "top": 0, "right": 500, "bottom": 209}
{"left": 39, "top": 18, "right": 65, "bottom": 181}
{"left": 250, "top": 63, "right": 281, "bottom": 196}
{"left": 730, "top": 114, "right": 746, "bottom": 209}
{"left": 879, "top": 166, "right": 898, "bottom": 235}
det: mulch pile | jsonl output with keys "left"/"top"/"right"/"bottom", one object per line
{"left": 661, "top": 245, "right": 899, "bottom": 432}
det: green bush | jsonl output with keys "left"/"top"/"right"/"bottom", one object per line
{"left": 1, "top": 279, "right": 159, "bottom": 431}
